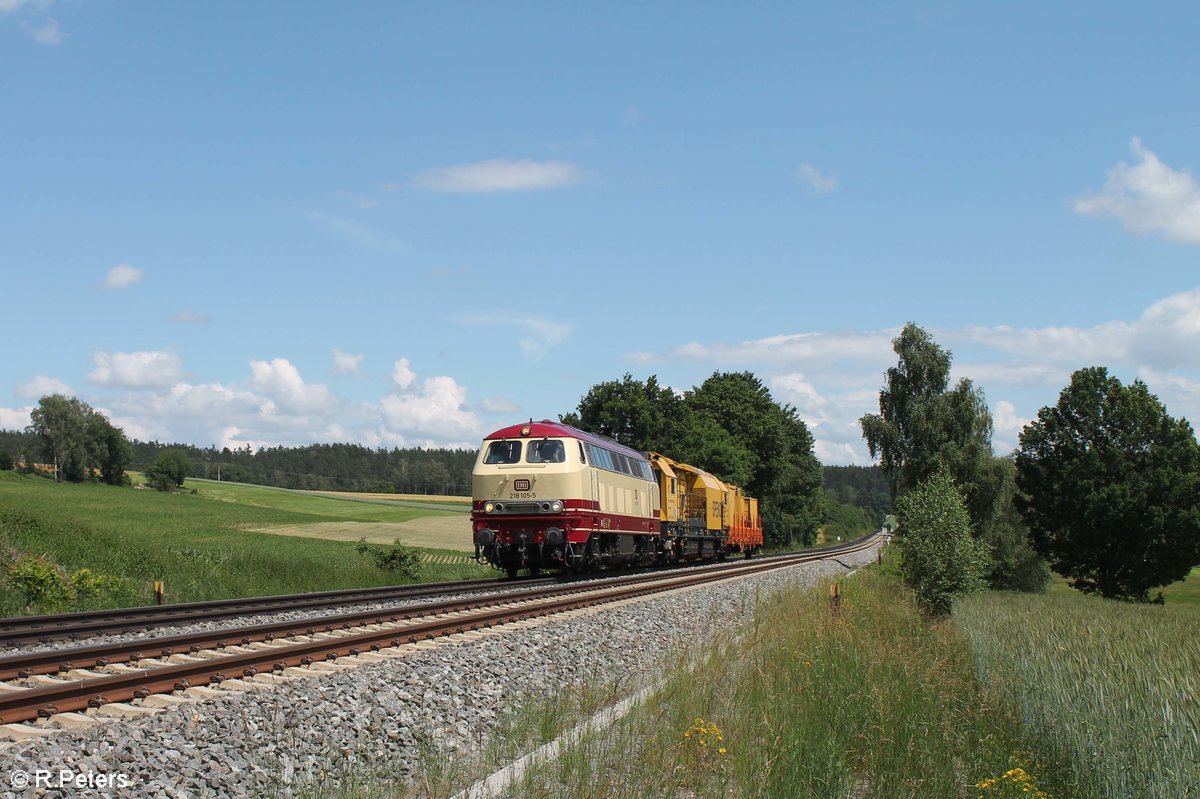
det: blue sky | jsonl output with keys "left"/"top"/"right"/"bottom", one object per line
{"left": 2, "top": 2, "right": 1198, "bottom": 465}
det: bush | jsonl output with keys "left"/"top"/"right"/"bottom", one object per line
{"left": 4, "top": 554, "right": 75, "bottom": 613}
{"left": 895, "top": 471, "right": 989, "bottom": 615}
{"left": 70, "top": 567, "right": 141, "bottom": 608}
{"left": 354, "top": 538, "right": 421, "bottom": 579}
{"left": 144, "top": 450, "right": 192, "bottom": 492}
{"left": 0, "top": 449, "right": 12, "bottom": 471}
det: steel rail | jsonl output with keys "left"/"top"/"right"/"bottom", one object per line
{"left": 0, "top": 535, "right": 881, "bottom": 725}
{"left": 0, "top": 576, "right": 557, "bottom": 646}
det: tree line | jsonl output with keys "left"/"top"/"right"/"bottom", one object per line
{"left": 1, "top": 408, "right": 476, "bottom": 496}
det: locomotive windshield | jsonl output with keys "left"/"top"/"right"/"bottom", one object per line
{"left": 527, "top": 439, "right": 566, "bottom": 463}
{"left": 483, "top": 440, "right": 522, "bottom": 464}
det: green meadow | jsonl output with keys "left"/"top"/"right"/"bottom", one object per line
{"left": 1048, "top": 567, "right": 1200, "bottom": 608}
{"left": 0, "top": 471, "right": 489, "bottom": 615}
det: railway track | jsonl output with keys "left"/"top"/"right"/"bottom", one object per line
{"left": 0, "top": 534, "right": 882, "bottom": 729}
{"left": 0, "top": 575, "right": 556, "bottom": 646}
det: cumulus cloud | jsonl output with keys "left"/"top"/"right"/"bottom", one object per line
{"left": 1075, "top": 137, "right": 1200, "bottom": 245}
{"left": 797, "top": 163, "right": 837, "bottom": 193}
{"left": 392, "top": 357, "right": 416, "bottom": 389}
{"left": 379, "top": 375, "right": 481, "bottom": 443}
{"left": 332, "top": 349, "right": 364, "bottom": 376}
{"left": 104, "top": 263, "right": 144, "bottom": 289}
{"left": 0, "top": 406, "right": 32, "bottom": 430}
{"left": 417, "top": 159, "right": 581, "bottom": 193}
{"left": 453, "top": 314, "right": 570, "bottom": 360}
{"left": 249, "top": 358, "right": 337, "bottom": 415}
{"left": 88, "top": 351, "right": 182, "bottom": 389}
{"left": 15, "top": 375, "right": 73, "bottom": 400}
{"left": 1128, "top": 288, "right": 1200, "bottom": 369}
{"left": 992, "top": 400, "right": 1029, "bottom": 456}
{"left": 772, "top": 373, "right": 878, "bottom": 466}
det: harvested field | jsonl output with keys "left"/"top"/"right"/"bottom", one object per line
{"left": 249, "top": 515, "right": 474, "bottom": 552}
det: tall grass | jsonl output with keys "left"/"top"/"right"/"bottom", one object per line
{"left": 501, "top": 570, "right": 1034, "bottom": 799}
{"left": 955, "top": 592, "right": 1200, "bottom": 799}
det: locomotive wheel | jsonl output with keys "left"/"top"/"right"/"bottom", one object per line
{"left": 505, "top": 565, "right": 520, "bottom": 579}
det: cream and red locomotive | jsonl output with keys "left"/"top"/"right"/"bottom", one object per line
{"left": 470, "top": 420, "right": 762, "bottom": 577}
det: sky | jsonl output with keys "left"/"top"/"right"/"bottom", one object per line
{"left": 2, "top": 2, "right": 1198, "bottom": 465}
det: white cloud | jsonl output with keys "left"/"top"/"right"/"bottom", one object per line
{"left": 25, "top": 15, "right": 60, "bottom": 44}
{"left": 171, "top": 310, "right": 210, "bottom": 324}
{"left": 104, "top": 263, "right": 144, "bottom": 289}
{"left": 332, "top": 349, "right": 364, "bottom": 376}
{"left": 631, "top": 329, "right": 897, "bottom": 369}
{"left": 1137, "top": 369, "right": 1200, "bottom": 430}
{"left": 303, "top": 211, "right": 405, "bottom": 251}
{"left": 0, "top": 0, "right": 32, "bottom": 12}
{"left": 417, "top": 159, "right": 581, "bottom": 193}
{"left": 797, "top": 163, "right": 837, "bottom": 193}
{"left": 1128, "top": 288, "right": 1200, "bottom": 369}
{"left": 636, "top": 288, "right": 1200, "bottom": 465}
{"left": 379, "top": 375, "right": 481, "bottom": 443}
{"left": 15, "top": 375, "right": 73, "bottom": 400}
{"left": 88, "top": 351, "right": 182, "bottom": 389}
{"left": 454, "top": 314, "right": 570, "bottom": 360}
{"left": 249, "top": 358, "right": 337, "bottom": 415}
{"left": 992, "top": 400, "right": 1029, "bottom": 456}
{"left": 0, "top": 406, "right": 32, "bottom": 430}
{"left": 1075, "top": 137, "right": 1200, "bottom": 245}
{"left": 392, "top": 357, "right": 416, "bottom": 389}
{"left": 480, "top": 396, "right": 519, "bottom": 414}
{"left": 948, "top": 288, "right": 1200, "bottom": 372}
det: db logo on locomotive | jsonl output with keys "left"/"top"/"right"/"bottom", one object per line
{"left": 513, "top": 479, "right": 531, "bottom": 491}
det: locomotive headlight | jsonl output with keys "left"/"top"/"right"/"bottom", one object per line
{"left": 484, "top": 502, "right": 495, "bottom": 513}
{"left": 550, "top": 500, "right": 563, "bottom": 513}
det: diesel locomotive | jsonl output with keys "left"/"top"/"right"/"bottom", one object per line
{"left": 470, "top": 420, "right": 762, "bottom": 577}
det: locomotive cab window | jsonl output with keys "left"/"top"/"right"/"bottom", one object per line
{"left": 483, "top": 440, "right": 522, "bottom": 464}
{"left": 527, "top": 439, "right": 566, "bottom": 463}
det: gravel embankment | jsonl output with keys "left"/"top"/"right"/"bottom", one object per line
{"left": 0, "top": 547, "right": 879, "bottom": 799}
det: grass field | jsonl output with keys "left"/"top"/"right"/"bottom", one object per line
{"left": 0, "top": 472, "right": 490, "bottom": 614}
{"left": 1047, "top": 567, "right": 1200, "bottom": 608}
{"left": 956, "top": 590, "right": 1200, "bottom": 798}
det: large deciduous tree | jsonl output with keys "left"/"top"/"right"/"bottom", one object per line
{"left": 27, "top": 394, "right": 133, "bottom": 485}
{"left": 860, "top": 323, "right": 1047, "bottom": 592}
{"left": 1016, "top": 367, "right": 1200, "bottom": 601}
{"left": 29, "top": 394, "right": 91, "bottom": 481}
{"left": 686, "top": 371, "right": 823, "bottom": 546}
{"left": 859, "top": 323, "right": 996, "bottom": 518}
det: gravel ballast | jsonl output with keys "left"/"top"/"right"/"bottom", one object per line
{"left": 0, "top": 547, "right": 880, "bottom": 799}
